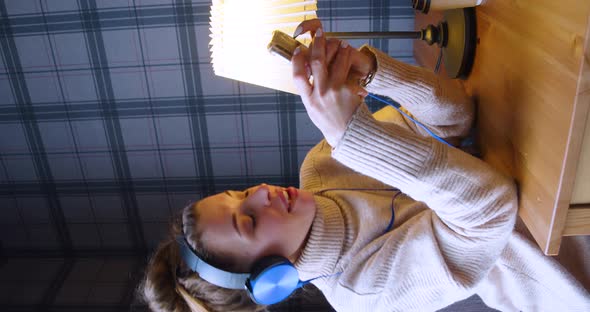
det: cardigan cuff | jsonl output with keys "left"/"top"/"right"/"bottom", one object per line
{"left": 359, "top": 45, "right": 434, "bottom": 109}
{"left": 332, "top": 104, "right": 434, "bottom": 188}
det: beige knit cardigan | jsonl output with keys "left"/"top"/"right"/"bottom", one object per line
{"left": 292, "top": 46, "right": 590, "bottom": 312}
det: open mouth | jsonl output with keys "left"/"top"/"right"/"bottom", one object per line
{"left": 280, "top": 189, "right": 291, "bottom": 212}
{"left": 283, "top": 187, "right": 298, "bottom": 213}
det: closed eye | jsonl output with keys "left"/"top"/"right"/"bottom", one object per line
{"left": 224, "top": 190, "right": 247, "bottom": 199}
{"left": 239, "top": 214, "right": 255, "bottom": 234}
{"left": 249, "top": 214, "right": 256, "bottom": 228}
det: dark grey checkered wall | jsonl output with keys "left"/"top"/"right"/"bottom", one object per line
{"left": 0, "top": 0, "right": 416, "bottom": 310}
{"left": 0, "top": 0, "right": 415, "bottom": 256}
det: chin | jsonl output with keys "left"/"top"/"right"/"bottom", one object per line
{"left": 296, "top": 191, "right": 315, "bottom": 213}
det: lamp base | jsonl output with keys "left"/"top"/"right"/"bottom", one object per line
{"left": 420, "top": 8, "right": 476, "bottom": 79}
{"left": 326, "top": 8, "right": 476, "bottom": 79}
{"left": 442, "top": 8, "right": 476, "bottom": 79}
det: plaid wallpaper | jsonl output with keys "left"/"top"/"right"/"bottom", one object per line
{"left": 0, "top": 0, "right": 415, "bottom": 255}
{"left": 0, "top": 0, "right": 417, "bottom": 310}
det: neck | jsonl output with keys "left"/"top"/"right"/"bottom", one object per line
{"left": 288, "top": 203, "right": 316, "bottom": 263}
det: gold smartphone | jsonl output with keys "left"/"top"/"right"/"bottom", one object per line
{"left": 267, "top": 30, "right": 307, "bottom": 61}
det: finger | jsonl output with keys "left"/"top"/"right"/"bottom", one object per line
{"left": 293, "top": 19, "right": 323, "bottom": 38}
{"left": 309, "top": 27, "right": 328, "bottom": 93}
{"left": 325, "top": 38, "right": 340, "bottom": 66}
{"left": 291, "top": 46, "right": 312, "bottom": 97}
{"left": 329, "top": 41, "right": 353, "bottom": 86}
{"left": 347, "top": 80, "right": 366, "bottom": 103}
{"left": 357, "top": 87, "right": 368, "bottom": 98}
{"left": 350, "top": 48, "right": 376, "bottom": 82}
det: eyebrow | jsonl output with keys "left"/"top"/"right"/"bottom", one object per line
{"left": 232, "top": 212, "right": 241, "bottom": 237}
{"left": 224, "top": 191, "right": 241, "bottom": 237}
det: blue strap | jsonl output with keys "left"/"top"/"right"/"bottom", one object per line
{"left": 367, "top": 93, "right": 453, "bottom": 147}
{"left": 383, "top": 191, "right": 402, "bottom": 234}
{"left": 297, "top": 272, "right": 343, "bottom": 288}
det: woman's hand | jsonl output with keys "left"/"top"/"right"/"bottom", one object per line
{"left": 293, "top": 19, "right": 376, "bottom": 83}
{"left": 291, "top": 24, "right": 365, "bottom": 147}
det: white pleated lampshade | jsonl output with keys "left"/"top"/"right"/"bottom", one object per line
{"left": 210, "top": 0, "right": 318, "bottom": 94}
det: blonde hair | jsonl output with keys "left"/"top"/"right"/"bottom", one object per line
{"left": 176, "top": 284, "right": 208, "bottom": 312}
{"left": 138, "top": 201, "right": 266, "bottom": 312}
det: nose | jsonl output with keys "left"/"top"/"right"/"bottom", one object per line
{"left": 241, "top": 184, "right": 270, "bottom": 213}
{"left": 242, "top": 184, "right": 284, "bottom": 213}
{"left": 252, "top": 184, "right": 271, "bottom": 203}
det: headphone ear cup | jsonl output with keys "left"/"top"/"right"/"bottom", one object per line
{"left": 246, "top": 255, "right": 300, "bottom": 305}
{"left": 249, "top": 255, "right": 291, "bottom": 279}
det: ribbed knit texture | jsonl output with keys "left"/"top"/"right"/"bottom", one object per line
{"left": 361, "top": 45, "right": 474, "bottom": 140}
{"left": 292, "top": 48, "right": 590, "bottom": 311}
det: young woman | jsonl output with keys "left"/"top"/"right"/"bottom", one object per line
{"left": 140, "top": 19, "right": 590, "bottom": 312}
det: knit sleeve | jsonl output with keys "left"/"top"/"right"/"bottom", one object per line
{"left": 360, "top": 45, "right": 474, "bottom": 140}
{"left": 329, "top": 104, "right": 518, "bottom": 310}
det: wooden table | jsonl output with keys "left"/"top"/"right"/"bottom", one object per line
{"left": 414, "top": 0, "right": 590, "bottom": 255}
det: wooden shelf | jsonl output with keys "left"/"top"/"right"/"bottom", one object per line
{"left": 413, "top": 0, "right": 590, "bottom": 255}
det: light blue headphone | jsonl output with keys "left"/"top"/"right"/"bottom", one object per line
{"left": 176, "top": 236, "right": 316, "bottom": 305}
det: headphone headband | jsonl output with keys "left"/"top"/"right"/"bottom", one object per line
{"left": 176, "top": 236, "right": 249, "bottom": 290}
